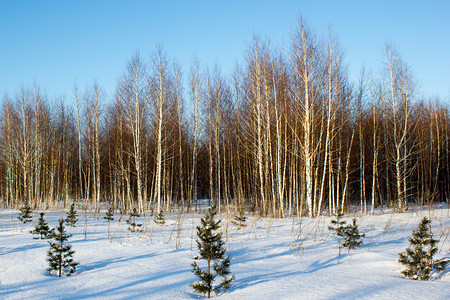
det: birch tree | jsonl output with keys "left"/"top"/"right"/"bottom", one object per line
{"left": 119, "top": 53, "right": 148, "bottom": 213}
{"left": 149, "top": 47, "right": 173, "bottom": 213}
{"left": 290, "top": 18, "right": 319, "bottom": 217}
{"left": 384, "top": 44, "right": 415, "bottom": 212}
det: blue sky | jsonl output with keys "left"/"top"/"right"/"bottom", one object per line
{"left": 1, "top": 0, "right": 449, "bottom": 103}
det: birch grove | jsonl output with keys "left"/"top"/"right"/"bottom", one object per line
{"left": 0, "top": 18, "right": 448, "bottom": 217}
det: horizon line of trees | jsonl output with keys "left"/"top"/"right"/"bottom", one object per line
{"left": 1, "top": 17, "right": 448, "bottom": 217}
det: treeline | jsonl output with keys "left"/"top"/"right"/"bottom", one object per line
{"left": 1, "top": 18, "right": 448, "bottom": 217}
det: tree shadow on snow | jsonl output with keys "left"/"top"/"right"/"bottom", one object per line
{"left": 74, "top": 268, "right": 192, "bottom": 299}
{"left": 331, "top": 283, "right": 390, "bottom": 299}
{"left": 304, "top": 255, "right": 340, "bottom": 274}
{"left": 231, "top": 269, "right": 303, "bottom": 291}
{"left": 366, "top": 236, "right": 406, "bottom": 250}
{"left": 77, "top": 252, "right": 156, "bottom": 274}
{"left": 0, "top": 273, "right": 55, "bottom": 298}
{"left": 232, "top": 241, "right": 295, "bottom": 264}
{"left": 229, "top": 253, "right": 340, "bottom": 293}
{"left": 1, "top": 241, "right": 46, "bottom": 255}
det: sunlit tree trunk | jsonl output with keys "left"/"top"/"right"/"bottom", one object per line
{"left": 291, "top": 18, "right": 317, "bottom": 217}
{"left": 74, "top": 86, "right": 84, "bottom": 202}
{"left": 370, "top": 84, "right": 381, "bottom": 215}
{"left": 118, "top": 53, "right": 147, "bottom": 213}
{"left": 357, "top": 72, "right": 367, "bottom": 214}
{"left": 20, "top": 89, "right": 30, "bottom": 207}
{"left": 385, "top": 45, "right": 415, "bottom": 212}
{"left": 93, "top": 84, "right": 102, "bottom": 211}
{"left": 189, "top": 60, "right": 201, "bottom": 211}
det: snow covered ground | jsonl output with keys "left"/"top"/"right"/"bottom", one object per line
{"left": 0, "top": 205, "right": 449, "bottom": 299}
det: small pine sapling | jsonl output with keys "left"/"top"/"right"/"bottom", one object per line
{"left": 154, "top": 209, "right": 166, "bottom": 226}
{"left": 232, "top": 205, "right": 246, "bottom": 229}
{"left": 191, "top": 206, "right": 234, "bottom": 298}
{"left": 30, "top": 212, "right": 50, "bottom": 239}
{"left": 104, "top": 206, "right": 114, "bottom": 237}
{"left": 398, "top": 217, "right": 448, "bottom": 280}
{"left": 329, "top": 210, "right": 365, "bottom": 257}
{"left": 126, "top": 207, "right": 142, "bottom": 232}
{"left": 47, "top": 219, "right": 79, "bottom": 277}
{"left": 328, "top": 209, "right": 346, "bottom": 237}
{"left": 342, "top": 218, "right": 365, "bottom": 251}
{"left": 18, "top": 203, "right": 33, "bottom": 224}
{"left": 65, "top": 203, "right": 79, "bottom": 227}
{"left": 104, "top": 206, "right": 114, "bottom": 222}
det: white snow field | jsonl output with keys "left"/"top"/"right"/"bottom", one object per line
{"left": 0, "top": 205, "right": 449, "bottom": 299}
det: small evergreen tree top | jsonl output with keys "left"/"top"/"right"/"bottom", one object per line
{"left": 342, "top": 218, "right": 365, "bottom": 251}
{"left": 65, "top": 203, "right": 78, "bottom": 227}
{"left": 126, "top": 207, "right": 142, "bottom": 233}
{"left": 328, "top": 209, "right": 346, "bottom": 237}
{"left": 129, "top": 207, "right": 140, "bottom": 218}
{"left": 154, "top": 209, "right": 165, "bottom": 225}
{"left": 398, "top": 217, "right": 449, "bottom": 280}
{"left": 329, "top": 211, "right": 365, "bottom": 253}
{"left": 18, "top": 203, "right": 33, "bottom": 224}
{"left": 232, "top": 205, "right": 246, "bottom": 229}
{"left": 104, "top": 206, "right": 114, "bottom": 222}
{"left": 196, "top": 206, "right": 224, "bottom": 260}
{"left": 47, "top": 219, "right": 79, "bottom": 277}
{"left": 30, "top": 212, "right": 50, "bottom": 239}
{"left": 191, "top": 206, "right": 234, "bottom": 298}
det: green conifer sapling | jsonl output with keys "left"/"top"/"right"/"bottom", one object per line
{"left": 126, "top": 207, "right": 142, "bottom": 232}
{"left": 30, "top": 212, "right": 50, "bottom": 239}
{"left": 18, "top": 203, "right": 33, "bottom": 224}
{"left": 329, "top": 210, "right": 365, "bottom": 256}
{"left": 328, "top": 209, "right": 346, "bottom": 237}
{"left": 104, "top": 206, "right": 114, "bottom": 222}
{"left": 232, "top": 205, "right": 246, "bottom": 229}
{"left": 342, "top": 218, "right": 365, "bottom": 251}
{"left": 47, "top": 219, "right": 79, "bottom": 277}
{"left": 65, "top": 203, "right": 78, "bottom": 227}
{"left": 104, "top": 206, "right": 114, "bottom": 237}
{"left": 191, "top": 206, "right": 234, "bottom": 298}
{"left": 154, "top": 209, "right": 165, "bottom": 225}
{"left": 398, "top": 217, "right": 448, "bottom": 280}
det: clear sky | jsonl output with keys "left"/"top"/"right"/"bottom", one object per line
{"left": 1, "top": 0, "right": 449, "bottom": 104}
